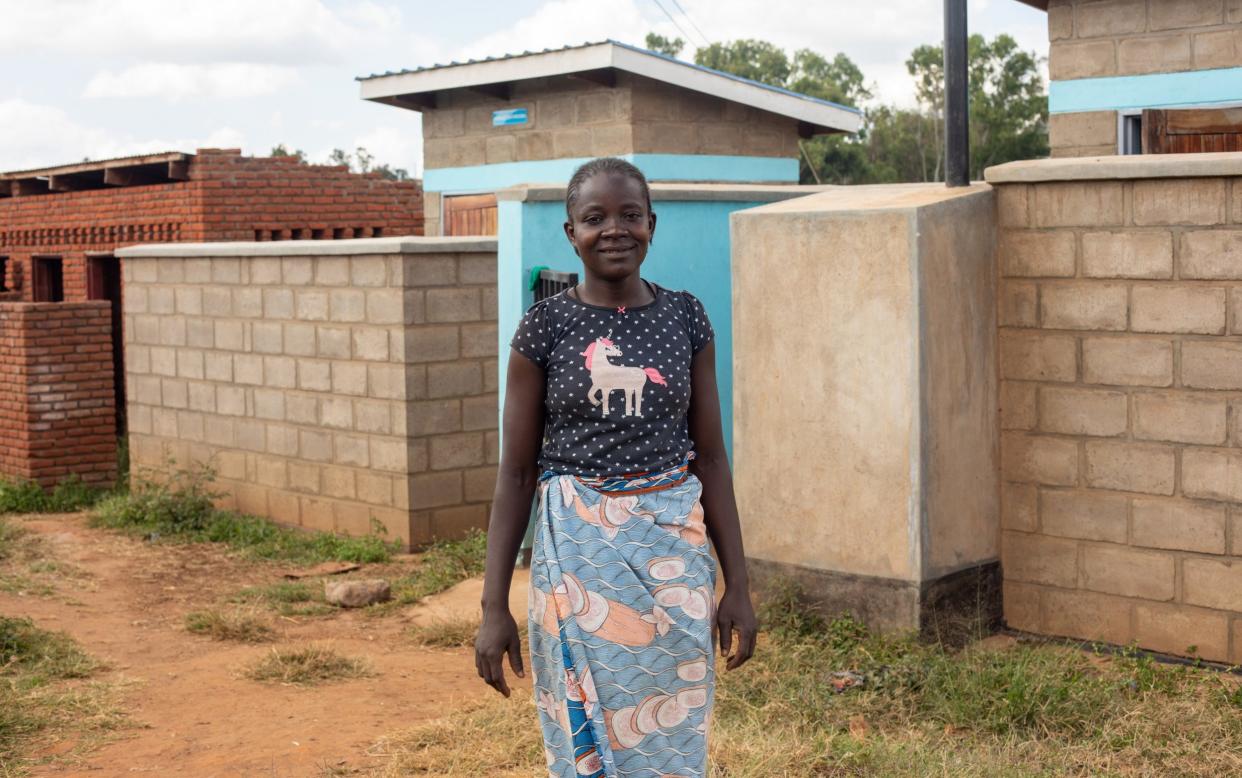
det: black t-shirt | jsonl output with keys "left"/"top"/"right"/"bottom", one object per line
{"left": 510, "top": 281, "right": 714, "bottom": 477}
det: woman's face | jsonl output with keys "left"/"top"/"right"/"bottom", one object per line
{"left": 564, "top": 172, "right": 656, "bottom": 283}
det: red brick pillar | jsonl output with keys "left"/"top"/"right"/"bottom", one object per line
{"left": 0, "top": 302, "right": 117, "bottom": 487}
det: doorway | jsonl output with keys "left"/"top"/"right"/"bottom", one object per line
{"left": 87, "top": 254, "right": 126, "bottom": 435}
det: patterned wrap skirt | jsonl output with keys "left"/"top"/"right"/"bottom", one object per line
{"left": 528, "top": 460, "right": 717, "bottom": 778}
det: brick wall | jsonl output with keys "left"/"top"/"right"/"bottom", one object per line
{"left": 1047, "top": 0, "right": 1242, "bottom": 156}
{"left": 0, "top": 302, "right": 116, "bottom": 486}
{"left": 0, "top": 149, "right": 423, "bottom": 304}
{"left": 995, "top": 171, "right": 1242, "bottom": 663}
{"left": 118, "top": 239, "right": 497, "bottom": 549}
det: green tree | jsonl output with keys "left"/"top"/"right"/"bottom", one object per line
{"left": 689, "top": 35, "right": 1046, "bottom": 184}
{"left": 327, "top": 146, "right": 410, "bottom": 181}
{"left": 269, "top": 143, "right": 306, "bottom": 162}
{"left": 694, "top": 39, "right": 791, "bottom": 86}
{"left": 644, "top": 32, "right": 684, "bottom": 58}
{"left": 692, "top": 39, "right": 875, "bottom": 184}
{"left": 907, "top": 33, "right": 1048, "bottom": 180}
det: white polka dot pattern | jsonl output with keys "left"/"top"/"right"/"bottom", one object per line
{"left": 510, "top": 283, "right": 714, "bottom": 477}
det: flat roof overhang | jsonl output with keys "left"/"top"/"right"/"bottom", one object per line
{"left": 0, "top": 152, "right": 191, "bottom": 198}
{"left": 359, "top": 41, "right": 863, "bottom": 137}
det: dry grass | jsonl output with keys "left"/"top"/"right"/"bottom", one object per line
{"left": 0, "top": 617, "right": 130, "bottom": 776}
{"left": 184, "top": 608, "right": 276, "bottom": 643}
{"left": 0, "top": 518, "right": 88, "bottom": 598}
{"left": 370, "top": 694, "right": 544, "bottom": 777}
{"left": 229, "top": 580, "right": 335, "bottom": 618}
{"left": 407, "top": 617, "right": 527, "bottom": 649}
{"left": 244, "top": 644, "right": 373, "bottom": 686}
{"left": 371, "top": 582, "right": 1242, "bottom": 777}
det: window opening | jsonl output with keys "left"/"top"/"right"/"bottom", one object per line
{"left": 33, "top": 257, "right": 64, "bottom": 302}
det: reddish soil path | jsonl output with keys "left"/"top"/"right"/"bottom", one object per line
{"left": 0, "top": 513, "right": 530, "bottom": 777}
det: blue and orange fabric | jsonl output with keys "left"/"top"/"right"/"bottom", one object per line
{"left": 529, "top": 459, "right": 716, "bottom": 777}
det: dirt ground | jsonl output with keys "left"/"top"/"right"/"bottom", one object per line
{"left": 0, "top": 512, "right": 530, "bottom": 777}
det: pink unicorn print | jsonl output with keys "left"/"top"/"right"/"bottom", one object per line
{"left": 580, "top": 332, "right": 667, "bottom": 417}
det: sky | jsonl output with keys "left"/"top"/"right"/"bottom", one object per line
{"left": 0, "top": 0, "right": 1048, "bottom": 177}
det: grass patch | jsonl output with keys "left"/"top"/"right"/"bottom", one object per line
{"left": 375, "top": 580, "right": 1242, "bottom": 777}
{"left": 1, "top": 616, "right": 99, "bottom": 681}
{"left": 373, "top": 695, "right": 544, "bottom": 777}
{"left": 91, "top": 459, "right": 397, "bottom": 565}
{"left": 184, "top": 608, "right": 276, "bottom": 643}
{"left": 408, "top": 616, "right": 527, "bottom": 649}
{"left": 244, "top": 644, "right": 372, "bottom": 686}
{"left": 0, "top": 475, "right": 104, "bottom": 516}
{"left": 389, "top": 530, "right": 487, "bottom": 607}
{"left": 1, "top": 617, "right": 125, "bottom": 773}
{"left": 229, "top": 581, "right": 336, "bottom": 618}
{"left": 0, "top": 518, "right": 87, "bottom": 598}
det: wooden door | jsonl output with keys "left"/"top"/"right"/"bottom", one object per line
{"left": 444, "top": 194, "right": 498, "bottom": 236}
{"left": 1143, "top": 108, "right": 1242, "bottom": 153}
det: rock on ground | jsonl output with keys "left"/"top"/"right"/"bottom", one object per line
{"left": 324, "top": 579, "right": 392, "bottom": 608}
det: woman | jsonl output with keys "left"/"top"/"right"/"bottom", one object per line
{"left": 475, "top": 157, "right": 756, "bottom": 778}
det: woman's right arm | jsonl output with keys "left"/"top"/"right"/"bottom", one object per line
{"left": 474, "top": 349, "right": 546, "bottom": 697}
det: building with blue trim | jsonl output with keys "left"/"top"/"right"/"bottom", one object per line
{"left": 357, "top": 39, "right": 861, "bottom": 235}
{"left": 357, "top": 40, "right": 862, "bottom": 459}
{"left": 1016, "top": 0, "right": 1242, "bottom": 156}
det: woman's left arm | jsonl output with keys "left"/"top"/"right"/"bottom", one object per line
{"left": 688, "top": 340, "right": 757, "bottom": 670}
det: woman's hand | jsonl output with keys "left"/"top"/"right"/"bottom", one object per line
{"left": 475, "top": 610, "right": 525, "bottom": 697}
{"left": 716, "top": 587, "right": 758, "bottom": 671}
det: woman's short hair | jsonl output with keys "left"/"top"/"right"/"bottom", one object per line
{"left": 565, "top": 157, "right": 653, "bottom": 219}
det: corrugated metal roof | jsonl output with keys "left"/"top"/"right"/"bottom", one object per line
{"left": 357, "top": 39, "right": 862, "bottom": 117}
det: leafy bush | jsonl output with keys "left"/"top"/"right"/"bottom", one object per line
{"left": 391, "top": 529, "right": 487, "bottom": 605}
{"left": 0, "top": 474, "right": 104, "bottom": 515}
{"left": 92, "top": 460, "right": 218, "bottom": 534}
{"left": 92, "top": 458, "right": 396, "bottom": 564}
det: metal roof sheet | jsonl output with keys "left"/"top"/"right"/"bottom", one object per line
{"left": 357, "top": 39, "right": 863, "bottom": 134}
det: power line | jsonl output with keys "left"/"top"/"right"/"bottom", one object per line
{"left": 665, "top": 0, "right": 710, "bottom": 47}
{"left": 649, "top": 0, "right": 701, "bottom": 51}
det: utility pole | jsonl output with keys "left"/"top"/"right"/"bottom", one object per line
{"left": 944, "top": 0, "right": 969, "bottom": 187}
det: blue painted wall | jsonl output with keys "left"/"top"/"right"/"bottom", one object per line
{"left": 427, "top": 153, "right": 798, "bottom": 193}
{"left": 496, "top": 196, "right": 770, "bottom": 460}
{"left": 1050, "top": 66, "right": 1242, "bottom": 114}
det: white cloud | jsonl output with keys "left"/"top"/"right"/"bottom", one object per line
{"left": 83, "top": 63, "right": 300, "bottom": 100}
{"left": 0, "top": 0, "right": 383, "bottom": 65}
{"left": 352, "top": 124, "right": 424, "bottom": 178}
{"left": 457, "top": 0, "right": 653, "bottom": 62}
{"left": 0, "top": 98, "right": 244, "bottom": 171}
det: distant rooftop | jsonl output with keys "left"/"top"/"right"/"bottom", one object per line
{"left": 359, "top": 39, "right": 862, "bottom": 136}
{"left": 0, "top": 151, "right": 192, "bottom": 198}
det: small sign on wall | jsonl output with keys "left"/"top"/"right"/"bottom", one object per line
{"left": 492, "top": 108, "right": 529, "bottom": 126}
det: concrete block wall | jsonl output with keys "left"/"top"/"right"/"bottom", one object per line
{"left": 422, "top": 73, "right": 799, "bottom": 171}
{"left": 1047, "top": 0, "right": 1242, "bottom": 156}
{"left": 421, "top": 73, "right": 801, "bottom": 235}
{"left": 0, "top": 301, "right": 116, "bottom": 486}
{"left": 989, "top": 155, "right": 1242, "bottom": 663}
{"left": 116, "top": 238, "right": 497, "bottom": 549}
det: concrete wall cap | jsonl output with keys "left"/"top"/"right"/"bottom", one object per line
{"left": 115, "top": 235, "right": 497, "bottom": 258}
{"left": 985, "top": 152, "right": 1242, "bottom": 184}
{"left": 497, "top": 182, "right": 836, "bottom": 203}
{"left": 731, "top": 182, "right": 992, "bottom": 217}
